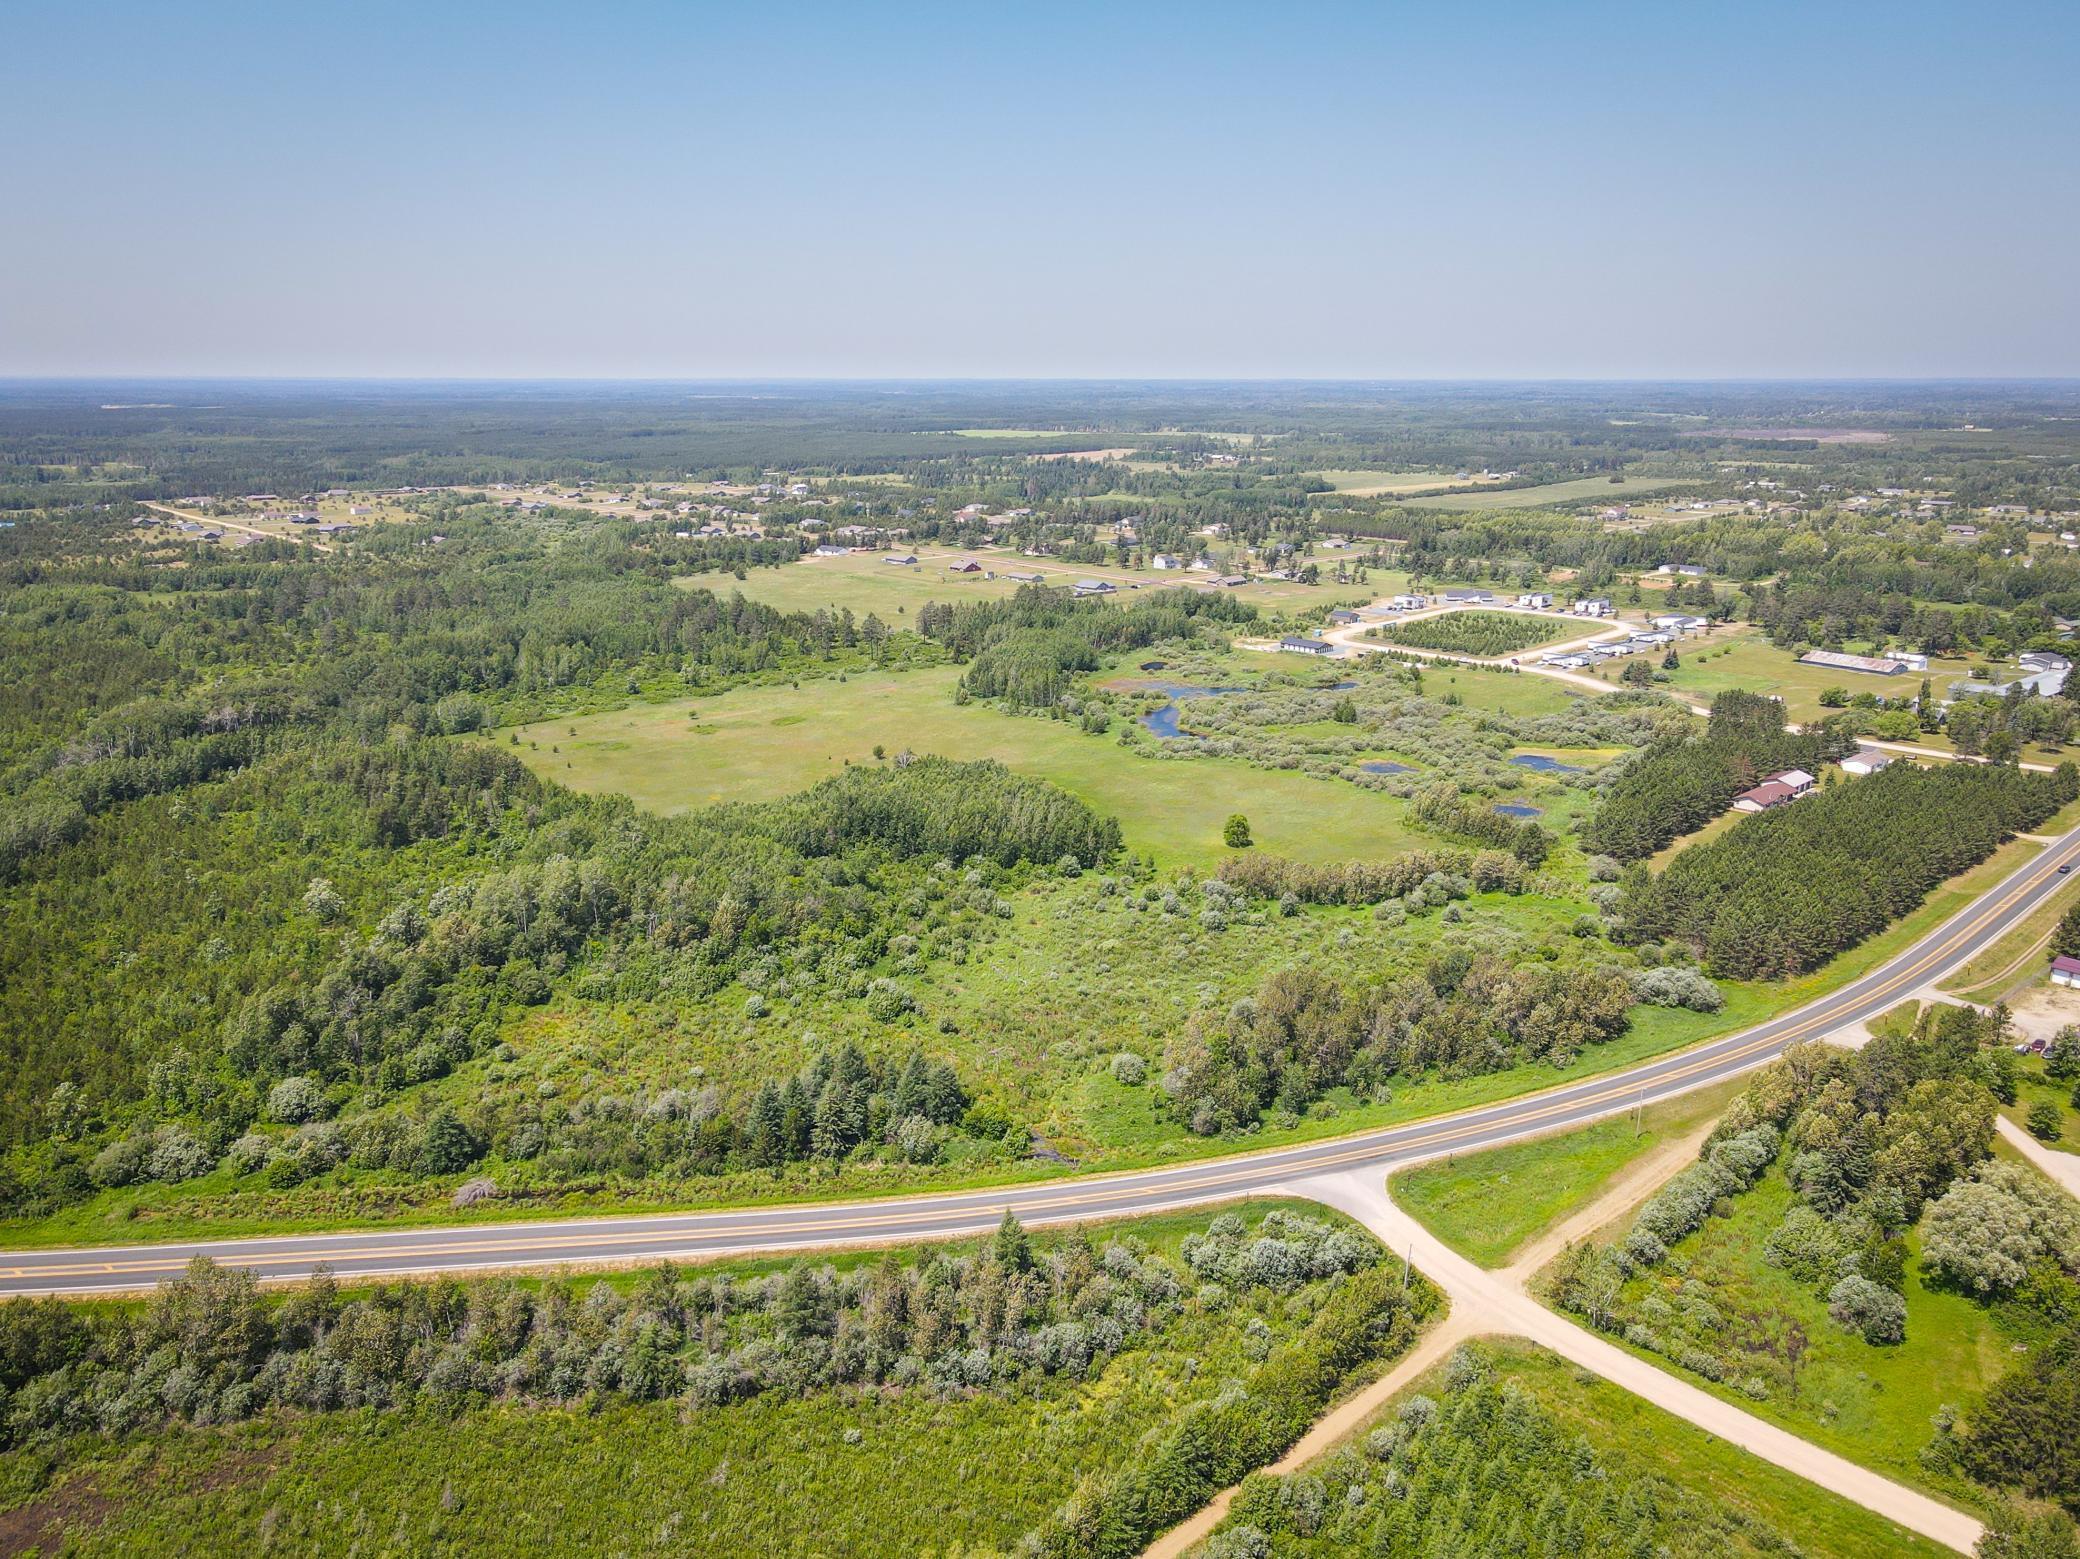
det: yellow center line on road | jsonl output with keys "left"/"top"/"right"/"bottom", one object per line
{"left": 6, "top": 833, "right": 2072, "bottom": 1288}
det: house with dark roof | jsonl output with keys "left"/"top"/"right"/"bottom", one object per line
{"left": 2053, "top": 955, "right": 2080, "bottom": 989}
{"left": 1280, "top": 636, "right": 1336, "bottom": 656}
{"left": 1731, "top": 780, "right": 1798, "bottom": 812}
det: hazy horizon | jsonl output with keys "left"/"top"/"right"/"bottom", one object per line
{"left": 8, "top": 0, "right": 2078, "bottom": 380}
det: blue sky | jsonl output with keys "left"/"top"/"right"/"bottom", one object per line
{"left": 5, "top": 0, "right": 2077, "bottom": 377}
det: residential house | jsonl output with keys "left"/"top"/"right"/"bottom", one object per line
{"left": 812, "top": 544, "right": 849, "bottom": 557}
{"left": 947, "top": 558, "right": 984, "bottom": 573}
{"left": 1389, "top": 594, "right": 1427, "bottom": 611}
{"left": 1072, "top": 579, "right": 1117, "bottom": 596}
{"left": 1573, "top": 598, "right": 1614, "bottom": 617}
{"left": 884, "top": 554, "right": 919, "bottom": 566}
{"left": 2053, "top": 955, "right": 2080, "bottom": 989}
{"left": 1150, "top": 553, "right": 1184, "bottom": 570}
{"left": 1840, "top": 750, "right": 1896, "bottom": 777}
{"left": 1004, "top": 570, "right": 1046, "bottom": 584}
{"left": 1731, "top": 780, "right": 1799, "bottom": 813}
{"left": 1280, "top": 636, "right": 1336, "bottom": 656}
{"left": 1328, "top": 608, "right": 1362, "bottom": 625}
{"left": 1517, "top": 592, "right": 1554, "bottom": 609}
{"left": 1441, "top": 589, "right": 1495, "bottom": 604}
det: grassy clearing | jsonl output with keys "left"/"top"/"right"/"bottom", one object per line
{"left": 1661, "top": 630, "right": 1980, "bottom": 724}
{"left": 1303, "top": 469, "right": 1499, "bottom": 497}
{"left": 1942, "top": 870, "right": 2080, "bottom": 1000}
{"left": 1389, "top": 1080, "right": 1742, "bottom": 1268}
{"left": 1602, "top": 1167, "right": 2015, "bottom": 1507}
{"left": 1414, "top": 662, "right": 1588, "bottom": 718}
{"left": 2001, "top": 1056, "right": 2080, "bottom": 1154}
{"left": 505, "top": 667, "right": 1425, "bottom": 869}
{"left": 1401, "top": 475, "right": 1700, "bottom": 511}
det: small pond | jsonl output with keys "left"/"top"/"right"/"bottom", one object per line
{"left": 1509, "top": 753, "right": 1582, "bottom": 774}
{"left": 1493, "top": 802, "right": 1544, "bottom": 818}
{"left": 1137, "top": 684, "right": 1250, "bottom": 739}
{"left": 1358, "top": 760, "right": 1415, "bottom": 775}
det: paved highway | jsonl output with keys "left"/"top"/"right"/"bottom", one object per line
{"left": 5, "top": 823, "right": 2076, "bottom": 1298}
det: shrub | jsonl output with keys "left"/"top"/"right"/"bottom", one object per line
{"left": 1630, "top": 964, "right": 1724, "bottom": 1012}
{"left": 1923, "top": 1162, "right": 2080, "bottom": 1295}
{"left": 265, "top": 1076, "right": 324, "bottom": 1125}
{"left": 2029, "top": 1100, "right": 2064, "bottom": 1142}
{"left": 1109, "top": 1052, "right": 1147, "bottom": 1087}
{"left": 1827, "top": 1275, "right": 1907, "bottom": 1344}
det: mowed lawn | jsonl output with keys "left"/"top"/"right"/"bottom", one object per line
{"left": 1390, "top": 1080, "right": 1744, "bottom": 1267}
{"left": 1661, "top": 630, "right": 1975, "bottom": 723}
{"left": 506, "top": 667, "right": 1425, "bottom": 868}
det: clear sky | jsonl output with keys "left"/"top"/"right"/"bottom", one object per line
{"left": 5, "top": 0, "right": 2077, "bottom": 379}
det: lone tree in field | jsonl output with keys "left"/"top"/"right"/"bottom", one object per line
{"left": 1224, "top": 814, "right": 1252, "bottom": 849}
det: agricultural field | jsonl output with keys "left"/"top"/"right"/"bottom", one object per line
{"left": 1302, "top": 469, "right": 1503, "bottom": 497}
{"left": 1401, "top": 474, "right": 1703, "bottom": 511}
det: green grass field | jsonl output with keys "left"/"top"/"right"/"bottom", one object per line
{"left": 1606, "top": 1165, "right": 2019, "bottom": 1507}
{"left": 1660, "top": 630, "right": 1977, "bottom": 724}
{"left": 506, "top": 666, "right": 1424, "bottom": 868}
{"left": 1412, "top": 662, "right": 1590, "bottom": 718}
{"left": 1401, "top": 475, "right": 1702, "bottom": 511}
{"left": 1304, "top": 469, "right": 1499, "bottom": 497}
{"left": 1941, "top": 870, "right": 2080, "bottom": 1001}
{"left": 1390, "top": 1080, "right": 1743, "bottom": 1267}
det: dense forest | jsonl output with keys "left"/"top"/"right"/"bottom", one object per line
{"left": 1617, "top": 760, "right": 2077, "bottom": 977}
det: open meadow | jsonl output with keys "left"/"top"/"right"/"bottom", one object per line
{"left": 506, "top": 665, "right": 1426, "bottom": 868}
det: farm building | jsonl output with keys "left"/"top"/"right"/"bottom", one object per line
{"left": 1072, "top": 579, "right": 1117, "bottom": 596}
{"left": 1840, "top": 750, "right": 1896, "bottom": 776}
{"left": 2054, "top": 956, "right": 2080, "bottom": 989}
{"left": 1279, "top": 637, "right": 1336, "bottom": 656}
{"left": 1328, "top": 608, "right": 1362, "bottom": 625}
{"left": 947, "top": 558, "right": 983, "bottom": 573}
{"left": 1798, "top": 649, "right": 1908, "bottom": 676}
{"left": 884, "top": 554, "right": 919, "bottom": 566}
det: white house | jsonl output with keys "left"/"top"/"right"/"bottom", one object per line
{"left": 1150, "top": 553, "right": 1184, "bottom": 570}
{"left": 1573, "top": 598, "right": 1614, "bottom": 617}
{"left": 2054, "top": 955, "right": 2080, "bottom": 988}
{"left": 1840, "top": 750, "right": 1895, "bottom": 776}
{"left": 1389, "top": 594, "right": 1427, "bottom": 611}
{"left": 1517, "top": 592, "right": 1554, "bottom": 609}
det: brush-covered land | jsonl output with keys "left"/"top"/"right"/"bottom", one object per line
{"left": 0, "top": 1201, "right": 1436, "bottom": 1556}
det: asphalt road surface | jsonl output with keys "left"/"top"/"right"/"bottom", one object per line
{"left": 6, "top": 823, "right": 2076, "bottom": 1298}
